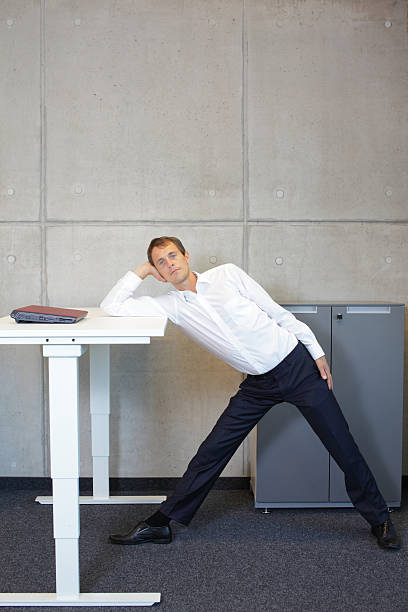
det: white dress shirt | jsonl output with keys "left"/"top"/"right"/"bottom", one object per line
{"left": 100, "top": 263, "right": 324, "bottom": 375}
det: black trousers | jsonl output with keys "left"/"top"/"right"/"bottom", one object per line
{"left": 160, "top": 342, "right": 389, "bottom": 527}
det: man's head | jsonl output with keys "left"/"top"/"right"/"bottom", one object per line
{"left": 147, "top": 236, "right": 192, "bottom": 288}
{"left": 147, "top": 236, "right": 186, "bottom": 266}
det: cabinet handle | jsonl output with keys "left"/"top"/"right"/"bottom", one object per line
{"left": 336, "top": 314, "right": 343, "bottom": 320}
{"left": 346, "top": 306, "right": 391, "bottom": 314}
{"left": 284, "top": 306, "right": 318, "bottom": 314}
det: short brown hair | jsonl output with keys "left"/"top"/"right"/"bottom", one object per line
{"left": 147, "top": 236, "right": 186, "bottom": 266}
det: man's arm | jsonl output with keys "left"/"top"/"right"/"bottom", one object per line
{"left": 269, "top": 302, "right": 333, "bottom": 389}
{"left": 100, "top": 262, "right": 174, "bottom": 319}
{"left": 133, "top": 262, "right": 166, "bottom": 283}
{"left": 229, "top": 264, "right": 333, "bottom": 389}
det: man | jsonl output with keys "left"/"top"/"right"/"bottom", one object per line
{"left": 100, "top": 236, "right": 400, "bottom": 550}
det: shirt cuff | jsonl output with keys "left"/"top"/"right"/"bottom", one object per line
{"left": 306, "top": 342, "right": 325, "bottom": 360}
{"left": 123, "top": 270, "right": 144, "bottom": 291}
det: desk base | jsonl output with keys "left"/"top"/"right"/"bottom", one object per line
{"left": 35, "top": 495, "right": 167, "bottom": 505}
{"left": 0, "top": 592, "right": 161, "bottom": 606}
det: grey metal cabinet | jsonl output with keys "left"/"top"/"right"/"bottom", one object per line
{"left": 250, "top": 303, "right": 404, "bottom": 509}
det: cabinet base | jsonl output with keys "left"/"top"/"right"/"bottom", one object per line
{"left": 254, "top": 501, "right": 400, "bottom": 509}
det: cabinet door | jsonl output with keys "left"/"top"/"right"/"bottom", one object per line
{"left": 255, "top": 306, "right": 332, "bottom": 503}
{"left": 329, "top": 305, "right": 404, "bottom": 504}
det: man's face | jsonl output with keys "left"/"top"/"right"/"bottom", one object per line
{"left": 151, "top": 242, "right": 191, "bottom": 287}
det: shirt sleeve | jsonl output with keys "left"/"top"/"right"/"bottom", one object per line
{"left": 100, "top": 271, "right": 177, "bottom": 323}
{"left": 229, "top": 264, "right": 325, "bottom": 360}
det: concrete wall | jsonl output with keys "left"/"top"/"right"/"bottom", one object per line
{"left": 1, "top": 0, "right": 407, "bottom": 478}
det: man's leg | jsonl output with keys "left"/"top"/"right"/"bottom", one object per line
{"left": 296, "top": 390, "right": 389, "bottom": 526}
{"left": 110, "top": 373, "right": 283, "bottom": 543}
{"left": 278, "top": 344, "right": 398, "bottom": 547}
{"left": 294, "top": 391, "right": 401, "bottom": 548}
{"left": 160, "top": 378, "right": 282, "bottom": 525}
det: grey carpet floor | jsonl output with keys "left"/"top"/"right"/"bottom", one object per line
{"left": 0, "top": 487, "right": 407, "bottom": 612}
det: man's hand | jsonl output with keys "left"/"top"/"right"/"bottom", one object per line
{"left": 133, "top": 262, "right": 167, "bottom": 283}
{"left": 315, "top": 355, "right": 333, "bottom": 390}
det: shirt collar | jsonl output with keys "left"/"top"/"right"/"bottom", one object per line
{"left": 175, "top": 271, "right": 209, "bottom": 300}
{"left": 193, "top": 270, "right": 211, "bottom": 284}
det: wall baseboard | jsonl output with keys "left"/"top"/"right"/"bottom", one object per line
{"left": 0, "top": 476, "right": 250, "bottom": 493}
{"left": 1, "top": 476, "right": 406, "bottom": 495}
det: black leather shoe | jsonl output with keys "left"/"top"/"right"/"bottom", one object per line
{"left": 109, "top": 521, "right": 172, "bottom": 545}
{"left": 371, "top": 519, "right": 400, "bottom": 550}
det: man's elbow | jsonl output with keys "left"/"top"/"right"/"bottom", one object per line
{"left": 99, "top": 299, "right": 118, "bottom": 316}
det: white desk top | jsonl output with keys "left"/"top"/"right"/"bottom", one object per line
{"left": 0, "top": 308, "right": 168, "bottom": 345}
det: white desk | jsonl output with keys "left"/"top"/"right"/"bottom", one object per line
{"left": 0, "top": 308, "right": 168, "bottom": 607}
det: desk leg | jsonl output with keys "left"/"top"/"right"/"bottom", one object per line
{"left": 36, "top": 344, "right": 166, "bottom": 506}
{"left": 90, "top": 344, "right": 111, "bottom": 499}
{"left": 84, "top": 344, "right": 166, "bottom": 506}
{"left": 48, "top": 351, "right": 82, "bottom": 598}
{"left": 0, "top": 344, "right": 160, "bottom": 606}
